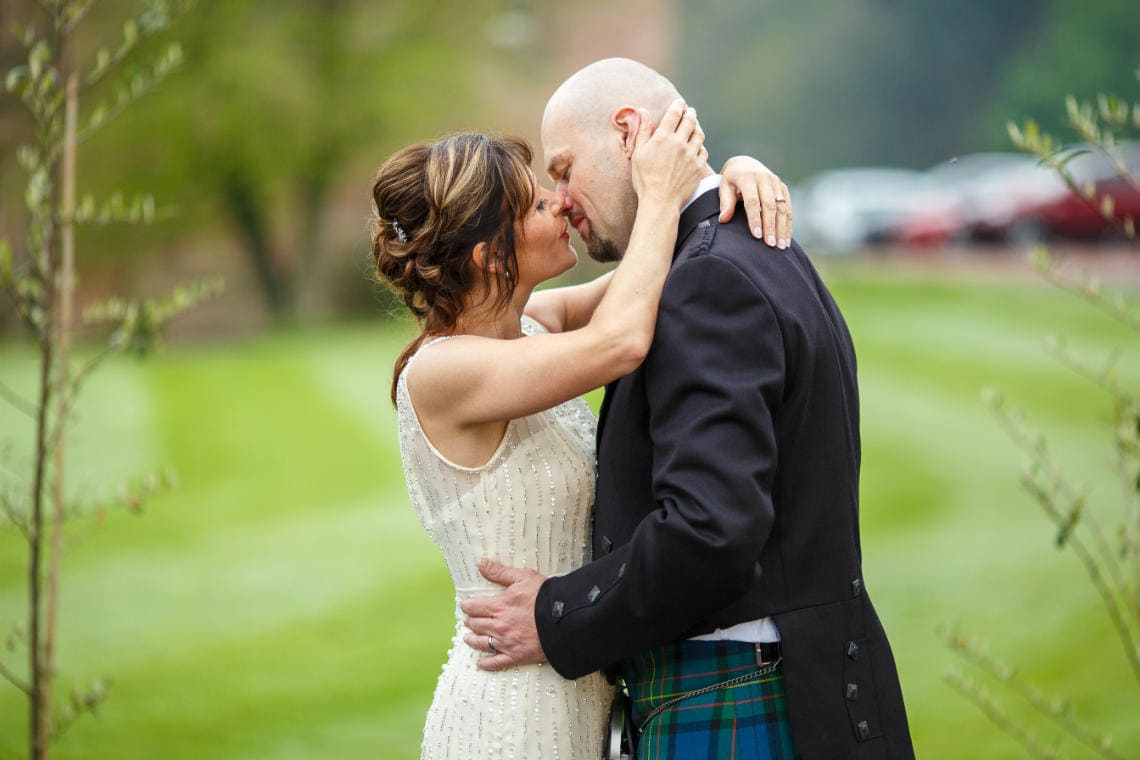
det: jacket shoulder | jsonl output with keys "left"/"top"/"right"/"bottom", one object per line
{"left": 675, "top": 212, "right": 784, "bottom": 285}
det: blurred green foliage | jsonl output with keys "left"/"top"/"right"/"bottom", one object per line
{"left": 2, "top": 0, "right": 510, "bottom": 320}
{"left": 679, "top": 0, "right": 1140, "bottom": 179}
{"left": 78, "top": 0, "right": 494, "bottom": 314}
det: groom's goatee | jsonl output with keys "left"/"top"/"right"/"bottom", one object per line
{"left": 585, "top": 236, "right": 623, "bottom": 263}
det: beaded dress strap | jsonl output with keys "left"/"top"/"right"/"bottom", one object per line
{"left": 403, "top": 334, "right": 458, "bottom": 373}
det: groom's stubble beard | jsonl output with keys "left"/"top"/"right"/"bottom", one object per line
{"left": 583, "top": 185, "right": 639, "bottom": 264}
{"left": 584, "top": 235, "right": 623, "bottom": 264}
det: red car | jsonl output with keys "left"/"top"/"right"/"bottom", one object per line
{"left": 891, "top": 145, "right": 1139, "bottom": 246}
{"left": 891, "top": 153, "right": 1053, "bottom": 247}
{"left": 973, "top": 143, "right": 1140, "bottom": 243}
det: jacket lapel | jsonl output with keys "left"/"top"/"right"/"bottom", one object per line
{"left": 674, "top": 189, "right": 722, "bottom": 258}
{"left": 596, "top": 189, "right": 721, "bottom": 454}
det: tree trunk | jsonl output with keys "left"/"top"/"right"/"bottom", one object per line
{"left": 296, "top": 176, "right": 329, "bottom": 316}
{"left": 40, "top": 71, "right": 78, "bottom": 756}
{"left": 29, "top": 325, "right": 52, "bottom": 760}
{"left": 222, "top": 168, "right": 292, "bottom": 316}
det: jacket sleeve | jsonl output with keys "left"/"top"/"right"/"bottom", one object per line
{"left": 535, "top": 253, "right": 784, "bottom": 678}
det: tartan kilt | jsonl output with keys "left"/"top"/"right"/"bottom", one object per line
{"left": 621, "top": 639, "right": 798, "bottom": 760}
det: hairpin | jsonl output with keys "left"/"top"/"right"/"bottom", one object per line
{"left": 391, "top": 219, "right": 408, "bottom": 243}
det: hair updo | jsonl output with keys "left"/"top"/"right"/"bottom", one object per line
{"left": 370, "top": 133, "right": 536, "bottom": 404}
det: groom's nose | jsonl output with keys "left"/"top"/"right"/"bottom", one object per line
{"left": 554, "top": 175, "right": 569, "bottom": 194}
{"left": 550, "top": 187, "right": 571, "bottom": 217}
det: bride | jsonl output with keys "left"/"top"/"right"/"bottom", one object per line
{"left": 370, "top": 100, "right": 790, "bottom": 758}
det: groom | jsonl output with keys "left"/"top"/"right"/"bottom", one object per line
{"left": 461, "top": 58, "right": 914, "bottom": 759}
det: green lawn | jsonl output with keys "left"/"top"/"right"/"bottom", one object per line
{"left": 1, "top": 263, "right": 1137, "bottom": 759}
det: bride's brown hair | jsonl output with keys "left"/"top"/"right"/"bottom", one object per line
{"left": 370, "top": 133, "right": 537, "bottom": 404}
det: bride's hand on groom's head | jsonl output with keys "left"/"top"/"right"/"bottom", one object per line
{"left": 629, "top": 98, "right": 707, "bottom": 210}
{"left": 459, "top": 558, "right": 549, "bottom": 671}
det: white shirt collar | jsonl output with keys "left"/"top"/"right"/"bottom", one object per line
{"left": 682, "top": 173, "right": 721, "bottom": 212}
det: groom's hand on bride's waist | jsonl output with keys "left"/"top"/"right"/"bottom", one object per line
{"left": 460, "top": 558, "right": 548, "bottom": 671}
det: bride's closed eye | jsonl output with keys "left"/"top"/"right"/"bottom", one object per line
{"left": 537, "top": 198, "right": 549, "bottom": 212}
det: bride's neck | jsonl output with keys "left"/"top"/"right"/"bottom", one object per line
{"left": 452, "top": 282, "right": 532, "bottom": 340}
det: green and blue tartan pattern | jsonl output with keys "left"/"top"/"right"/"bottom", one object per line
{"left": 621, "top": 639, "right": 798, "bottom": 760}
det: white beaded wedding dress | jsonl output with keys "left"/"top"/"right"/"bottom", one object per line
{"left": 396, "top": 316, "right": 615, "bottom": 759}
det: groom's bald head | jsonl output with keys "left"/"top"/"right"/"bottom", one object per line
{"left": 539, "top": 59, "right": 687, "bottom": 263}
{"left": 541, "top": 58, "right": 681, "bottom": 141}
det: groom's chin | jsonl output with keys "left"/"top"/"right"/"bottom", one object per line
{"left": 585, "top": 237, "right": 623, "bottom": 264}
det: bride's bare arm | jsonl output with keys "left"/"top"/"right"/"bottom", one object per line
{"left": 409, "top": 99, "right": 703, "bottom": 426}
{"left": 523, "top": 272, "right": 612, "bottom": 334}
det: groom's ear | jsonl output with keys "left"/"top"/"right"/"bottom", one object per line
{"left": 612, "top": 106, "right": 643, "bottom": 159}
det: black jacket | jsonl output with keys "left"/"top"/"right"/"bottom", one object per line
{"left": 534, "top": 190, "right": 915, "bottom": 759}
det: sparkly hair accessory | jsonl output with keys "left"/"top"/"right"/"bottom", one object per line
{"left": 391, "top": 218, "right": 408, "bottom": 243}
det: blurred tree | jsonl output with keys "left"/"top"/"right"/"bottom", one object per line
{"left": 676, "top": 0, "right": 1138, "bottom": 180}
{"left": 79, "top": 0, "right": 492, "bottom": 317}
{"left": 988, "top": 0, "right": 1140, "bottom": 147}
{"left": 677, "top": 0, "right": 1046, "bottom": 178}
{"left": 0, "top": 1, "right": 218, "bottom": 757}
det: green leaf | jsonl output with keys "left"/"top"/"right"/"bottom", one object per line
{"left": 1006, "top": 121, "right": 1023, "bottom": 148}
{"left": 28, "top": 40, "right": 51, "bottom": 81}
{"left": 1097, "top": 93, "right": 1129, "bottom": 126}
{"left": 122, "top": 19, "right": 139, "bottom": 47}
{"left": 1100, "top": 194, "right": 1115, "bottom": 218}
{"left": 5, "top": 65, "right": 28, "bottom": 93}
{"left": 24, "top": 168, "right": 50, "bottom": 210}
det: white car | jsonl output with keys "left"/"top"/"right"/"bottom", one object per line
{"left": 793, "top": 167, "right": 935, "bottom": 253}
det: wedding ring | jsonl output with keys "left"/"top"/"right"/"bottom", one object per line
{"left": 488, "top": 635, "right": 498, "bottom": 653}
{"left": 774, "top": 196, "right": 787, "bottom": 203}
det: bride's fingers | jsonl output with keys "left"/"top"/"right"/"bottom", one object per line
{"left": 655, "top": 98, "right": 686, "bottom": 135}
{"left": 629, "top": 107, "right": 653, "bottom": 153}
{"left": 683, "top": 110, "right": 705, "bottom": 147}
{"left": 673, "top": 106, "right": 698, "bottom": 141}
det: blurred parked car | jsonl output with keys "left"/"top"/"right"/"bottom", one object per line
{"left": 896, "top": 144, "right": 1139, "bottom": 245}
{"left": 793, "top": 167, "right": 934, "bottom": 253}
{"left": 890, "top": 153, "right": 1062, "bottom": 246}
{"left": 795, "top": 145, "right": 1139, "bottom": 252}
{"left": 989, "top": 143, "right": 1140, "bottom": 242}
